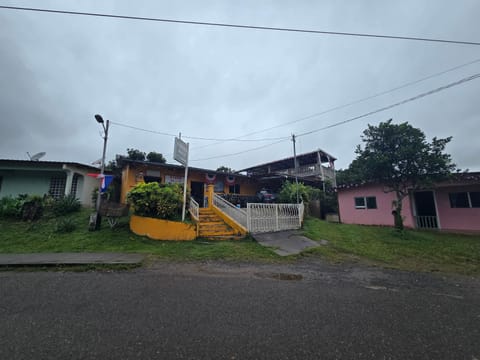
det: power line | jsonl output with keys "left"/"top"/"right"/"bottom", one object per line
{"left": 110, "top": 121, "right": 176, "bottom": 137}
{"left": 194, "top": 56, "right": 480, "bottom": 150}
{"left": 192, "top": 72, "right": 480, "bottom": 163}
{"left": 296, "top": 73, "right": 480, "bottom": 138}
{"left": 1, "top": 5, "right": 480, "bottom": 46}
{"left": 190, "top": 139, "right": 288, "bottom": 162}
{"left": 110, "top": 120, "right": 289, "bottom": 142}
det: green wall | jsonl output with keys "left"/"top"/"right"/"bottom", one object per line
{"left": 0, "top": 170, "right": 64, "bottom": 197}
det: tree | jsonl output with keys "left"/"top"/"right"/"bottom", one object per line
{"left": 126, "top": 148, "right": 146, "bottom": 161}
{"left": 348, "top": 119, "right": 455, "bottom": 230}
{"left": 146, "top": 151, "right": 166, "bottom": 163}
{"left": 277, "top": 181, "right": 310, "bottom": 204}
{"left": 216, "top": 166, "right": 234, "bottom": 173}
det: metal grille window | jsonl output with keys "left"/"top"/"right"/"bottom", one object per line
{"left": 49, "top": 176, "right": 66, "bottom": 198}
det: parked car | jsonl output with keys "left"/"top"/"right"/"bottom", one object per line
{"left": 256, "top": 189, "right": 276, "bottom": 203}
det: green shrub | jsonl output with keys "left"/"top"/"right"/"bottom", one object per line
{"left": 50, "top": 195, "right": 81, "bottom": 216}
{"left": 21, "top": 195, "right": 44, "bottom": 221}
{"left": 127, "top": 182, "right": 184, "bottom": 220}
{"left": 278, "top": 181, "right": 310, "bottom": 204}
{"left": 55, "top": 217, "right": 77, "bottom": 233}
{"left": 0, "top": 194, "right": 45, "bottom": 220}
{"left": 0, "top": 196, "right": 23, "bottom": 218}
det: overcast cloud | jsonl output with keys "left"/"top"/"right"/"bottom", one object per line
{"left": 1, "top": 0, "right": 479, "bottom": 171}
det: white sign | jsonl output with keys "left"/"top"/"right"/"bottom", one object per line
{"left": 165, "top": 175, "right": 184, "bottom": 184}
{"left": 174, "top": 137, "right": 189, "bottom": 166}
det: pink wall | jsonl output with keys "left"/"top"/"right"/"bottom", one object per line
{"left": 338, "top": 184, "right": 415, "bottom": 228}
{"left": 435, "top": 185, "right": 480, "bottom": 231}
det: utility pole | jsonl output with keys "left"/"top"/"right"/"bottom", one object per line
{"left": 90, "top": 114, "right": 109, "bottom": 231}
{"left": 292, "top": 134, "right": 300, "bottom": 204}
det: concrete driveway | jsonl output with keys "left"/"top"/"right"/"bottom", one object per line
{"left": 253, "top": 230, "right": 321, "bottom": 256}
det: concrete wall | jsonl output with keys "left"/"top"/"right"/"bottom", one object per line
{"left": 0, "top": 170, "right": 60, "bottom": 197}
{"left": 338, "top": 184, "right": 415, "bottom": 228}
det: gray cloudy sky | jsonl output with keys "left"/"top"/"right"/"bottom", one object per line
{"left": 1, "top": 0, "right": 479, "bottom": 171}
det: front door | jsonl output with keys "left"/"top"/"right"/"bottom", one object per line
{"left": 190, "top": 181, "right": 205, "bottom": 207}
{"left": 413, "top": 191, "right": 438, "bottom": 229}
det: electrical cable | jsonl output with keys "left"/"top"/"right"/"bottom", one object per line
{"left": 190, "top": 139, "right": 289, "bottom": 162}
{"left": 110, "top": 121, "right": 289, "bottom": 142}
{"left": 193, "top": 56, "right": 480, "bottom": 150}
{"left": 296, "top": 73, "right": 480, "bottom": 138}
{"left": 193, "top": 72, "right": 480, "bottom": 163}
{"left": 1, "top": 5, "right": 480, "bottom": 46}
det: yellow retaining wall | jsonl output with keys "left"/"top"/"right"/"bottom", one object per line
{"left": 130, "top": 215, "right": 197, "bottom": 241}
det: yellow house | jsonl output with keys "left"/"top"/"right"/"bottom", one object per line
{"left": 120, "top": 159, "right": 259, "bottom": 207}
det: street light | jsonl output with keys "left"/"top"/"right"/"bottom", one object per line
{"left": 89, "top": 114, "right": 110, "bottom": 231}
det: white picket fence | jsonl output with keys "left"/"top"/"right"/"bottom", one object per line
{"left": 246, "top": 202, "right": 305, "bottom": 233}
{"left": 206, "top": 193, "right": 305, "bottom": 234}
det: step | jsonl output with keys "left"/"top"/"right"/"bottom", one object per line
{"left": 198, "top": 222, "right": 227, "bottom": 228}
{"left": 199, "top": 215, "right": 222, "bottom": 222}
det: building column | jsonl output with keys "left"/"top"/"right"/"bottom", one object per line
{"left": 62, "top": 165, "right": 74, "bottom": 196}
{"left": 207, "top": 184, "right": 214, "bottom": 209}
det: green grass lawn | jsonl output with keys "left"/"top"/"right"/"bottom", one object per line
{"left": 0, "top": 209, "right": 279, "bottom": 262}
{"left": 302, "top": 217, "right": 480, "bottom": 275}
{"left": 2, "top": 210, "right": 479, "bottom": 275}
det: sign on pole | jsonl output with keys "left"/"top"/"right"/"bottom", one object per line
{"left": 174, "top": 136, "right": 189, "bottom": 221}
{"left": 174, "top": 137, "right": 188, "bottom": 166}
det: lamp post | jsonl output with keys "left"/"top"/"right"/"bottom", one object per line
{"left": 90, "top": 114, "right": 110, "bottom": 230}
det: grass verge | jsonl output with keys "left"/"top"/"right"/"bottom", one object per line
{"left": 0, "top": 209, "right": 280, "bottom": 263}
{"left": 302, "top": 217, "right": 480, "bottom": 275}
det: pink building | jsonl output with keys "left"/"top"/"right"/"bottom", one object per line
{"left": 337, "top": 173, "right": 480, "bottom": 232}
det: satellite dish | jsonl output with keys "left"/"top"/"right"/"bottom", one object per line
{"left": 91, "top": 159, "right": 102, "bottom": 166}
{"left": 27, "top": 152, "right": 46, "bottom": 161}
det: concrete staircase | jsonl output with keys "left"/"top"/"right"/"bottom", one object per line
{"left": 198, "top": 208, "right": 240, "bottom": 239}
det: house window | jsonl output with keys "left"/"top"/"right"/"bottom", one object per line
{"left": 471, "top": 192, "right": 480, "bottom": 207}
{"left": 229, "top": 184, "right": 240, "bottom": 194}
{"left": 355, "top": 196, "right": 377, "bottom": 209}
{"left": 450, "top": 191, "right": 480, "bottom": 208}
{"left": 366, "top": 196, "right": 377, "bottom": 209}
{"left": 49, "top": 176, "right": 66, "bottom": 199}
{"left": 145, "top": 169, "right": 161, "bottom": 183}
{"left": 70, "top": 174, "right": 80, "bottom": 197}
{"left": 144, "top": 176, "right": 161, "bottom": 184}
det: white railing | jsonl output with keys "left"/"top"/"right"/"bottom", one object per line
{"left": 247, "top": 202, "right": 305, "bottom": 233}
{"left": 277, "top": 164, "right": 335, "bottom": 181}
{"left": 213, "top": 193, "right": 248, "bottom": 228}
{"left": 189, "top": 197, "right": 199, "bottom": 221}
{"left": 415, "top": 216, "right": 438, "bottom": 229}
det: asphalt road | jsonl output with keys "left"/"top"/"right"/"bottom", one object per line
{"left": 0, "top": 261, "right": 479, "bottom": 360}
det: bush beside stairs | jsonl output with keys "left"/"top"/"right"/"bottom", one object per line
{"left": 198, "top": 208, "right": 243, "bottom": 239}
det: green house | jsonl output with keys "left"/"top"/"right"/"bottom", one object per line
{"left": 0, "top": 159, "right": 102, "bottom": 206}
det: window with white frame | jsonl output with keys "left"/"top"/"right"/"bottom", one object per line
{"left": 49, "top": 176, "right": 66, "bottom": 199}
{"left": 354, "top": 196, "right": 377, "bottom": 209}
{"left": 449, "top": 191, "right": 480, "bottom": 208}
